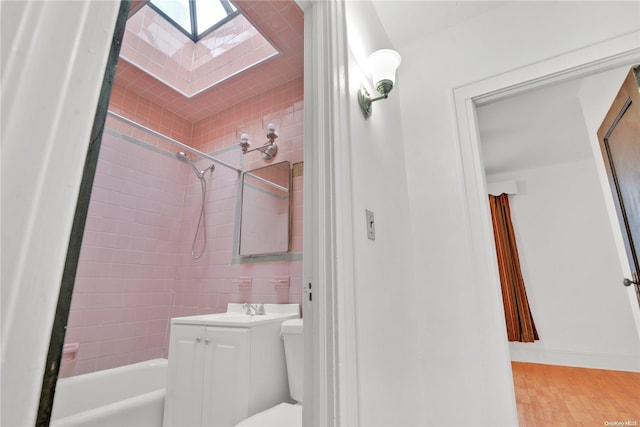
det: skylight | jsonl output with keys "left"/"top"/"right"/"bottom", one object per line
{"left": 150, "top": 0, "right": 238, "bottom": 41}
{"left": 121, "top": 4, "right": 280, "bottom": 98}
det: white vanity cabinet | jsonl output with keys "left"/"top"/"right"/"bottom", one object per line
{"left": 163, "top": 305, "right": 299, "bottom": 427}
{"left": 164, "top": 325, "right": 250, "bottom": 427}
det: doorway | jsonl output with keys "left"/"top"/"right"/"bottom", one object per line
{"left": 475, "top": 70, "right": 640, "bottom": 371}
{"left": 453, "top": 33, "right": 640, "bottom": 424}
{"left": 453, "top": 35, "right": 640, "bottom": 349}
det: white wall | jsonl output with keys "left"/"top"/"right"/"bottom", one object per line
{"left": 343, "top": 2, "right": 425, "bottom": 426}
{"left": 1, "top": 2, "right": 120, "bottom": 425}
{"left": 391, "top": 1, "right": 640, "bottom": 426}
{"left": 486, "top": 160, "right": 640, "bottom": 371}
{"left": 578, "top": 67, "right": 640, "bottom": 336}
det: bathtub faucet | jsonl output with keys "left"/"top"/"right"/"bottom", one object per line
{"left": 242, "top": 302, "right": 265, "bottom": 316}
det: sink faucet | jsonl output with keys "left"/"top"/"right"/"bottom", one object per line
{"left": 242, "top": 302, "right": 265, "bottom": 315}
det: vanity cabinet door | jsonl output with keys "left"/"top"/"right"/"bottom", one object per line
{"left": 163, "top": 324, "right": 207, "bottom": 427}
{"left": 201, "top": 327, "right": 251, "bottom": 427}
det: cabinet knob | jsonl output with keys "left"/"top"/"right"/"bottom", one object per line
{"left": 196, "top": 337, "right": 202, "bottom": 343}
{"left": 204, "top": 338, "right": 210, "bottom": 345}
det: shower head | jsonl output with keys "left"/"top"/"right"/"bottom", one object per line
{"left": 176, "top": 151, "right": 190, "bottom": 163}
{"left": 175, "top": 151, "right": 215, "bottom": 178}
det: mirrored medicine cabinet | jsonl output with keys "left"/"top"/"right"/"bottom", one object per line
{"left": 239, "top": 160, "right": 291, "bottom": 256}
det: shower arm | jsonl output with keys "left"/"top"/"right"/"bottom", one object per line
{"left": 107, "top": 110, "right": 241, "bottom": 174}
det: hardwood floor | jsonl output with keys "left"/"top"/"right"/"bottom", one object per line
{"left": 512, "top": 362, "right": 640, "bottom": 426}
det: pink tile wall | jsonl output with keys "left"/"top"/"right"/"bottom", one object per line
{"left": 61, "top": 132, "right": 187, "bottom": 377}
{"left": 171, "top": 77, "right": 304, "bottom": 324}
{"left": 191, "top": 78, "right": 303, "bottom": 161}
{"left": 108, "top": 83, "right": 193, "bottom": 146}
{"left": 61, "top": 76, "right": 303, "bottom": 377}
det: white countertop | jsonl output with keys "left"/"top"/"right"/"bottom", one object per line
{"left": 171, "top": 303, "right": 300, "bottom": 327}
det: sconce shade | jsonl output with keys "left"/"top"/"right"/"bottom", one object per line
{"left": 367, "top": 49, "right": 401, "bottom": 92}
{"left": 358, "top": 49, "right": 401, "bottom": 119}
{"left": 239, "top": 133, "right": 250, "bottom": 152}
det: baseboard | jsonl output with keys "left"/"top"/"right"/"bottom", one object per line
{"left": 508, "top": 343, "right": 640, "bottom": 372}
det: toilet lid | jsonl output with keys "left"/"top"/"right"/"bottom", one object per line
{"left": 235, "top": 403, "right": 302, "bottom": 427}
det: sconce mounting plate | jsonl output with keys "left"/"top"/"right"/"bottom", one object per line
{"left": 260, "top": 143, "right": 278, "bottom": 160}
{"left": 358, "top": 85, "right": 373, "bottom": 119}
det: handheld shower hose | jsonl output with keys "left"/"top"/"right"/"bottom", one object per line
{"left": 175, "top": 151, "right": 215, "bottom": 259}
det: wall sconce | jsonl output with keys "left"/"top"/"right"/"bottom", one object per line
{"left": 357, "top": 49, "right": 402, "bottom": 119}
{"left": 239, "top": 123, "right": 279, "bottom": 160}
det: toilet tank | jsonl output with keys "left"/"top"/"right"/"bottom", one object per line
{"left": 281, "top": 318, "right": 303, "bottom": 403}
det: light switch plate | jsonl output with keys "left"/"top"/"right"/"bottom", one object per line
{"left": 366, "top": 209, "right": 375, "bottom": 240}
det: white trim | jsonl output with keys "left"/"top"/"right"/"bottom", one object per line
{"left": 301, "top": 0, "right": 359, "bottom": 425}
{"left": 453, "top": 31, "right": 640, "bottom": 354}
{"left": 468, "top": 31, "right": 640, "bottom": 106}
{"left": 487, "top": 180, "right": 518, "bottom": 196}
{"left": 508, "top": 345, "right": 640, "bottom": 372}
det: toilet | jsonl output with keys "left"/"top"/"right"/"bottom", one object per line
{"left": 235, "top": 318, "right": 303, "bottom": 427}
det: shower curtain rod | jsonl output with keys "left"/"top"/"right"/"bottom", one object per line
{"left": 106, "top": 110, "right": 241, "bottom": 174}
{"left": 246, "top": 172, "right": 289, "bottom": 193}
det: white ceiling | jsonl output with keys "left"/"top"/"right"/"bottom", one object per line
{"left": 477, "top": 79, "right": 594, "bottom": 176}
{"left": 370, "top": 1, "right": 595, "bottom": 176}
{"left": 371, "top": 1, "right": 504, "bottom": 48}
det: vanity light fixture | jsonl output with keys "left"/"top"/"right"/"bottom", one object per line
{"left": 239, "top": 123, "right": 279, "bottom": 160}
{"left": 358, "top": 49, "right": 402, "bottom": 119}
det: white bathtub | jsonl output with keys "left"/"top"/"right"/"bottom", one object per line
{"left": 50, "top": 358, "right": 167, "bottom": 427}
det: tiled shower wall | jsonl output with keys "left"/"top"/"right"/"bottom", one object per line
{"left": 61, "top": 77, "right": 303, "bottom": 377}
{"left": 62, "top": 132, "right": 186, "bottom": 376}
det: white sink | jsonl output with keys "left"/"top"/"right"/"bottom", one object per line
{"left": 171, "top": 303, "right": 300, "bottom": 327}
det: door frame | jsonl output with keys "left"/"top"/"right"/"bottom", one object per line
{"left": 297, "top": 1, "right": 359, "bottom": 426}
{"left": 452, "top": 31, "right": 640, "bottom": 343}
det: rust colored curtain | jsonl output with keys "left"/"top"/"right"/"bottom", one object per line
{"left": 489, "top": 193, "right": 539, "bottom": 343}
